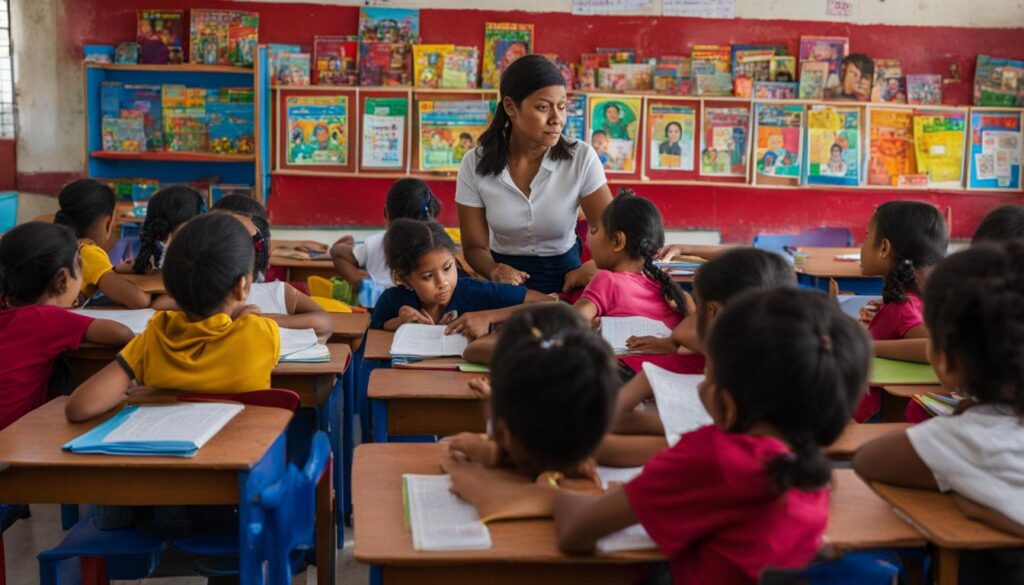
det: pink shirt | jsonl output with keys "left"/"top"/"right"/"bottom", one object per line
{"left": 625, "top": 425, "right": 828, "bottom": 585}
{"left": 868, "top": 291, "right": 924, "bottom": 341}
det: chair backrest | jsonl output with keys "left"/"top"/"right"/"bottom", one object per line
{"left": 792, "top": 227, "right": 854, "bottom": 248}
{"left": 176, "top": 389, "right": 301, "bottom": 412}
{"left": 0, "top": 192, "right": 18, "bottom": 234}
{"left": 752, "top": 234, "right": 796, "bottom": 263}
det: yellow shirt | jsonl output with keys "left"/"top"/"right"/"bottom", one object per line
{"left": 79, "top": 241, "right": 113, "bottom": 299}
{"left": 118, "top": 310, "right": 281, "bottom": 393}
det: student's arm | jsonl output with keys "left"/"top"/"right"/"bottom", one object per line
{"left": 262, "top": 284, "right": 333, "bottom": 336}
{"left": 563, "top": 186, "right": 614, "bottom": 292}
{"left": 657, "top": 244, "right": 737, "bottom": 262}
{"left": 329, "top": 240, "right": 365, "bottom": 290}
{"left": 446, "top": 296, "right": 557, "bottom": 339}
{"left": 873, "top": 338, "right": 929, "bottom": 363}
{"left": 952, "top": 494, "right": 1024, "bottom": 538}
{"left": 83, "top": 319, "right": 134, "bottom": 346}
{"left": 458, "top": 204, "right": 528, "bottom": 285}
{"left": 150, "top": 294, "right": 179, "bottom": 311}
{"left": 594, "top": 433, "right": 667, "bottom": 467}
{"left": 671, "top": 314, "right": 701, "bottom": 353}
{"left": 113, "top": 260, "right": 134, "bottom": 274}
{"left": 614, "top": 372, "right": 654, "bottom": 421}
{"left": 65, "top": 361, "right": 133, "bottom": 422}
{"left": 382, "top": 306, "right": 435, "bottom": 331}
{"left": 442, "top": 455, "right": 561, "bottom": 521}
{"left": 272, "top": 240, "right": 328, "bottom": 253}
{"left": 554, "top": 487, "right": 637, "bottom": 553}
{"left": 96, "top": 272, "right": 152, "bottom": 309}
{"left": 573, "top": 298, "right": 600, "bottom": 326}
{"left": 852, "top": 430, "right": 939, "bottom": 489}
{"left": 525, "top": 289, "right": 554, "bottom": 303}
{"left": 463, "top": 334, "right": 497, "bottom": 364}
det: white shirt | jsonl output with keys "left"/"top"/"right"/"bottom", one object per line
{"left": 907, "top": 403, "right": 1024, "bottom": 525}
{"left": 455, "top": 140, "right": 607, "bottom": 257}
{"left": 353, "top": 232, "right": 395, "bottom": 288}
{"left": 247, "top": 281, "right": 288, "bottom": 314}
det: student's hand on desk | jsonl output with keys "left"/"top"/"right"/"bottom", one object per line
{"left": 625, "top": 335, "right": 677, "bottom": 354}
{"left": 444, "top": 312, "right": 492, "bottom": 339}
{"left": 466, "top": 376, "right": 491, "bottom": 398}
{"left": 443, "top": 455, "right": 558, "bottom": 522}
{"left": 490, "top": 263, "right": 529, "bottom": 286}
{"left": 859, "top": 300, "right": 881, "bottom": 328}
{"left": 656, "top": 244, "right": 687, "bottom": 262}
{"left": 397, "top": 305, "right": 436, "bottom": 325}
{"left": 443, "top": 432, "right": 502, "bottom": 467}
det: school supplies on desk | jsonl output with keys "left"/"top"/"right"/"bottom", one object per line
{"left": 595, "top": 466, "right": 656, "bottom": 553}
{"left": 72, "top": 309, "right": 155, "bottom": 335}
{"left": 403, "top": 474, "right": 492, "bottom": 551}
{"left": 643, "top": 363, "right": 713, "bottom": 446}
{"left": 390, "top": 324, "right": 469, "bottom": 358}
{"left": 870, "top": 357, "right": 940, "bottom": 385}
{"left": 63, "top": 402, "right": 243, "bottom": 457}
{"left": 600, "top": 317, "right": 673, "bottom": 354}
{"left": 279, "top": 327, "right": 330, "bottom": 363}
{"left": 912, "top": 392, "right": 962, "bottom": 417}
{"left": 457, "top": 362, "right": 489, "bottom": 374}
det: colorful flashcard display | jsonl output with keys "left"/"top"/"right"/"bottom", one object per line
{"left": 286, "top": 95, "right": 349, "bottom": 165}
{"left": 700, "top": 107, "right": 750, "bottom": 177}
{"left": 968, "top": 110, "right": 1022, "bottom": 190}
{"left": 362, "top": 97, "right": 407, "bottom": 170}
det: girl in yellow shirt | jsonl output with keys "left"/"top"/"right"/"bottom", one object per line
{"left": 55, "top": 180, "right": 151, "bottom": 308}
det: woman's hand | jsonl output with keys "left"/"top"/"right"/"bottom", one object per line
{"left": 563, "top": 261, "right": 599, "bottom": 292}
{"left": 489, "top": 263, "right": 530, "bottom": 285}
{"left": 625, "top": 335, "right": 677, "bottom": 355}
{"left": 445, "top": 311, "right": 494, "bottom": 339}
{"left": 397, "top": 305, "right": 435, "bottom": 325}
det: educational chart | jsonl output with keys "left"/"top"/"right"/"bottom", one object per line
{"left": 867, "top": 108, "right": 917, "bottom": 186}
{"left": 285, "top": 95, "right": 348, "bottom": 165}
{"left": 798, "top": 36, "right": 848, "bottom": 99}
{"left": 564, "top": 94, "right": 588, "bottom": 142}
{"left": 647, "top": 103, "right": 696, "bottom": 171}
{"left": 753, "top": 104, "right": 803, "bottom": 184}
{"left": 419, "top": 100, "right": 493, "bottom": 172}
{"left": 700, "top": 107, "right": 749, "bottom": 177}
{"left": 805, "top": 106, "right": 861, "bottom": 186}
{"left": 588, "top": 96, "right": 642, "bottom": 173}
{"left": 913, "top": 111, "right": 967, "bottom": 187}
{"left": 968, "top": 110, "right": 1022, "bottom": 190}
{"left": 362, "top": 97, "right": 407, "bottom": 170}
{"left": 482, "top": 22, "right": 534, "bottom": 90}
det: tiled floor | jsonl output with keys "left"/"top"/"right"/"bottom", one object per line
{"left": 4, "top": 504, "right": 369, "bottom": 584}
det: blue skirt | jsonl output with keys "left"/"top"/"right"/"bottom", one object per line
{"left": 492, "top": 240, "right": 582, "bottom": 294}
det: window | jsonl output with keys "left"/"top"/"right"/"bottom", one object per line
{"left": 0, "top": 0, "right": 13, "bottom": 138}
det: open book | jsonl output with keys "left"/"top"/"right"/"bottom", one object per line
{"left": 600, "top": 317, "right": 673, "bottom": 354}
{"left": 390, "top": 324, "right": 469, "bottom": 358}
{"left": 595, "top": 466, "right": 656, "bottom": 553}
{"left": 403, "top": 474, "right": 492, "bottom": 551}
{"left": 279, "top": 327, "right": 330, "bottom": 363}
{"left": 63, "top": 403, "right": 244, "bottom": 457}
{"left": 643, "top": 363, "right": 713, "bottom": 446}
{"left": 72, "top": 309, "right": 155, "bottom": 335}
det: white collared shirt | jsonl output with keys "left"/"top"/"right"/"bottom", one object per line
{"left": 455, "top": 140, "right": 607, "bottom": 257}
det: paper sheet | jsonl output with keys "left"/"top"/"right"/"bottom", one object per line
{"left": 72, "top": 309, "right": 155, "bottom": 335}
{"left": 595, "top": 466, "right": 656, "bottom": 553}
{"left": 279, "top": 344, "right": 331, "bottom": 363}
{"left": 642, "top": 363, "right": 713, "bottom": 446}
{"left": 571, "top": 0, "right": 656, "bottom": 15}
{"left": 102, "top": 403, "right": 244, "bottom": 447}
{"left": 278, "top": 327, "right": 319, "bottom": 358}
{"left": 390, "top": 324, "right": 469, "bottom": 358}
{"left": 600, "top": 317, "right": 673, "bottom": 353}
{"left": 404, "top": 474, "right": 492, "bottom": 552}
{"left": 247, "top": 282, "right": 288, "bottom": 314}
{"left": 662, "top": 0, "right": 735, "bottom": 18}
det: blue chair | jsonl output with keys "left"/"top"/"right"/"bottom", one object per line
{"left": 0, "top": 192, "right": 17, "bottom": 234}
{"left": 37, "top": 518, "right": 165, "bottom": 585}
{"left": 760, "top": 551, "right": 902, "bottom": 584}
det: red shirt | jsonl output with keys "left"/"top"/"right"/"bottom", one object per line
{"left": 624, "top": 425, "right": 828, "bottom": 585}
{"left": 868, "top": 291, "right": 924, "bottom": 341}
{"left": 0, "top": 305, "right": 94, "bottom": 430}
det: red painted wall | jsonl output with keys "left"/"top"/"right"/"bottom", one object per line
{"left": 63, "top": 0, "right": 1024, "bottom": 241}
{"left": 0, "top": 139, "right": 15, "bottom": 190}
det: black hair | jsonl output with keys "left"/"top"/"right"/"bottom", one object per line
{"left": 385, "top": 178, "right": 441, "bottom": 222}
{"left": 133, "top": 185, "right": 205, "bottom": 274}
{"left": 383, "top": 219, "right": 457, "bottom": 279}
{"left": 841, "top": 54, "right": 875, "bottom": 81}
{"left": 490, "top": 303, "right": 619, "bottom": 472}
{"left": 924, "top": 242, "right": 1024, "bottom": 414}
{"left": 707, "top": 289, "right": 870, "bottom": 492}
{"left": 871, "top": 201, "right": 948, "bottom": 303}
{"left": 601, "top": 188, "right": 688, "bottom": 316}
{"left": 972, "top": 204, "right": 1024, "bottom": 244}
{"left": 162, "top": 213, "right": 254, "bottom": 318}
{"left": 591, "top": 130, "right": 608, "bottom": 139}
{"left": 54, "top": 179, "right": 116, "bottom": 239}
{"left": 213, "top": 194, "right": 271, "bottom": 280}
{"left": 475, "top": 55, "right": 575, "bottom": 177}
{"left": 692, "top": 247, "right": 796, "bottom": 340}
{"left": 664, "top": 121, "right": 683, "bottom": 138}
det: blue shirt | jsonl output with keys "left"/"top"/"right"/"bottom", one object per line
{"left": 370, "top": 277, "right": 528, "bottom": 329}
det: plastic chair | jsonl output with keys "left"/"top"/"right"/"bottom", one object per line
{"left": 760, "top": 551, "right": 901, "bottom": 585}
{"left": 791, "top": 227, "right": 855, "bottom": 248}
{"left": 0, "top": 193, "right": 17, "bottom": 234}
{"left": 37, "top": 519, "right": 165, "bottom": 585}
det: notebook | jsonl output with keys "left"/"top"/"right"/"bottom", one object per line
{"left": 63, "top": 402, "right": 244, "bottom": 457}
{"left": 912, "top": 392, "right": 961, "bottom": 417}
{"left": 595, "top": 466, "right": 656, "bottom": 553}
{"left": 72, "top": 309, "right": 155, "bottom": 335}
{"left": 403, "top": 474, "right": 492, "bottom": 552}
{"left": 278, "top": 327, "right": 330, "bottom": 363}
{"left": 600, "top": 317, "right": 673, "bottom": 354}
{"left": 390, "top": 324, "right": 469, "bottom": 358}
{"left": 458, "top": 362, "right": 490, "bottom": 373}
{"left": 643, "top": 362, "right": 713, "bottom": 446}
{"left": 870, "top": 357, "right": 939, "bottom": 385}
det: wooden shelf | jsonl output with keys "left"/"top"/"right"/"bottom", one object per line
{"left": 84, "top": 63, "right": 254, "bottom": 75}
{"left": 90, "top": 151, "right": 256, "bottom": 163}
{"left": 271, "top": 85, "right": 497, "bottom": 95}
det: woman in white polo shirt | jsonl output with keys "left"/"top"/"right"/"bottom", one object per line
{"left": 456, "top": 55, "right": 613, "bottom": 294}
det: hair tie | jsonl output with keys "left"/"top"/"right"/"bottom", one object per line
{"left": 421, "top": 193, "right": 432, "bottom": 218}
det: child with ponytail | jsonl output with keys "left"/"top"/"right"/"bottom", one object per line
{"left": 125, "top": 185, "right": 205, "bottom": 274}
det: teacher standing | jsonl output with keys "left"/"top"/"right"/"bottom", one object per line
{"left": 456, "top": 55, "right": 613, "bottom": 294}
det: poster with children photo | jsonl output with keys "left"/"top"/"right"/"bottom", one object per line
{"left": 805, "top": 106, "right": 861, "bottom": 186}
{"left": 798, "top": 36, "right": 848, "bottom": 99}
{"left": 647, "top": 103, "right": 696, "bottom": 172}
{"left": 588, "top": 96, "right": 641, "bottom": 173}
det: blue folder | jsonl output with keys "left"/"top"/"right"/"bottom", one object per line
{"left": 63, "top": 406, "right": 203, "bottom": 457}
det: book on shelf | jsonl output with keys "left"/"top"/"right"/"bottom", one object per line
{"left": 647, "top": 103, "right": 696, "bottom": 172}
{"left": 653, "top": 56, "right": 692, "bottom": 95}
{"left": 359, "top": 42, "right": 412, "bottom": 87}
{"left": 564, "top": 94, "right": 587, "bottom": 142}
{"left": 419, "top": 100, "right": 493, "bottom": 172}
{"left": 798, "top": 36, "right": 848, "bottom": 99}
{"left": 441, "top": 46, "right": 480, "bottom": 89}
{"left": 136, "top": 9, "right": 183, "bottom": 65}
{"left": 691, "top": 44, "right": 731, "bottom": 73}
{"left": 968, "top": 110, "right": 1022, "bottom": 190}
{"left": 285, "top": 95, "right": 349, "bottom": 166}
{"left": 162, "top": 84, "right": 208, "bottom": 153}
{"left": 753, "top": 104, "right": 803, "bottom": 185}
{"left": 753, "top": 81, "right": 798, "bottom": 100}
{"left": 358, "top": 7, "right": 420, "bottom": 44}
{"left": 871, "top": 59, "right": 906, "bottom": 104}
{"left": 974, "top": 55, "right": 1024, "bottom": 107}
{"left": 189, "top": 9, "right": 258, "bottom": 67}
{"left": 313, "top": 36, "right": 359, "bottom": 86}
{"left": 413, "top": 44, "right": 454, "bottom": 89}
{"left": 268, "top": 44, "right": 301, "bottom": 83}
{"left": 207, "top": 89, "right": 255, "bottom": 155}
{"left": 700, "top": 107, "right": 750, "bottom": 178}
{"left": 913, "top": 110, "right": 966, "bottom": 187}
{"left": 769, "top": 56, "right": 796, "bottom": 82}
{"left": 482, "top": 22, "right": 534, "bottom": 89}
{"left": 227, "top": 13, "right": 258, "bottom": 67}
{"left": 101, "top": 116, "right": 146, "bottom": 153}
{"left": 362, "top": 96, "right": 407, "bottom": 170}
{"left": 276, "top": 53, "right": 310, "bottom": 86}
{"left": 906, "top": 74, "right": 942, "bottom": 105}
{"left": 542, "top": 53, "right": 575, "bottom": 92}
{"left": 805, "top": 106, "right": 861, "bottom": 187}
{"left": 694, "top": 72, "right": 733, "bottom": 97}
{"left": 596, "top": 47, "right": 636, "bottom": 64}
{"left": 867, "top": 108, "right": 917, "bottom": 187}
{"left": 798, "top": 61, "right": 829, "bottom": 100}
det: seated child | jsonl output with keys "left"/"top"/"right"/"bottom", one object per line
{"left": 0, "top": 222, "right": 133, "bottom": 430}
{"left": 212, "top": 194, "right": 274, "bottom": 282}
{"left": 972, "top": 204, "right": 1024, "bottom": 244}
{"left": 123, "top": 185, "right": 205, "bottom": 275}
{"left": 55, "top": 179, "right": 151, "bottom": 308}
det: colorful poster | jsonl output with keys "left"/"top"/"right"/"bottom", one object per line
{"left": 588, "top": 96, "right": 642, "bottom": 173}
{"left": 805, "top": 106, "right": 861, "bottom": 186}
{"left": 419, "top": 100, "right": 493, "bottom": 172}
{"left": 483, "top": 22, "right": 534, "bottom": 90}
{"left": 753, "top": 104, "right": 803, "bottom": 182}
{"left": 871, "top": 59, "right": 905, "bottom": 104}
{"left": 286, "top": 95, "right": 348, "bottom": 165}
{"left": 647, "top": 104, "right": 696, "bottom": 171}
{"left": 798, "top": 36, "right": 848, "bottom": 99}
{"left": 700, "top": 107, "right": 749, "bottom": 177}
{"left": 362, "top": 97, "right": 407, "bottom": 170}
{"left": 358, "top": 7, "right": 420, "bottom": 43}
{"left": 868, "top": 108, "right": 917, "bottom": 186}
{"left": 913, "top": 111, "right": 967, "bottom": 187}
{"left": 137, "top": 10, "right": 183, "bottom": 65}
{"left": 968, "top": 110, "right": 1022, "bottom": 190}
{"left": 907, "top": 75, "right": 942, "bottom": 106}
{"left": 564, "top": 94, "right": 587, "bottom": 142}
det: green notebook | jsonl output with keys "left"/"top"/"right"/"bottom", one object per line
{"left": 458, "top": 362, "right": 490, "bottom": 373}
{"left": 870, "top": 357, "right": 939, "bottom": 385}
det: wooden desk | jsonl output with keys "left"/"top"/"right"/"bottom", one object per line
{"left": 794, "top": 247, "right": 882, "bottom": 295}
{"left": 881, "top": 385, "right": 941, "bottom": 423}
{"left": 364, "top": 329, "right": 395, "bottom": 361}
{"left": 825, "top": 470, "right": 925, "bottom": 553}
{"left": 825, "top": 423, "right": 910, "bottom": 461}
{"left": 270, "top": 256, "right": 336, "bottom": 283}
{"left": 871, "top": 482, "right": 1024, "bottom": 585}
{"left": 330, "top": 312, "right": 370, "bottom": 351}
{"left": 368, "top": 369, "right": 486, "bottom": 441}
{"left": 121, "top": 272, "right": 166, "bottom": 294}
{"left": 0, "top": 397, "right": 335, "bottom": 585}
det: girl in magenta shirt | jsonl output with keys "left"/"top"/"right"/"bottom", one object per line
{"left": 857, "top": 201, "right": 947, "bottom": 421}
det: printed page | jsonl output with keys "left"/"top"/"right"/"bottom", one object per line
{"left": 102, "top": 403, "right": 244, "bottom": 448}
{"left": 278, "top": 327, "right": 319, "bottom": 358}
{"left": 595, "top": 466, "right": 656, "bottom": 553}
{"left": 404, "top": 474, "right": 492, "bottom": 551}
{"left": 600, "top": 317, "right": 673, "bottom": 353}
{"left": 391, "top": 324, "right": 469, "bottom": 358}
{"left": 642, "top": 363, "right": 713, "bottom": 445}
{"left": 73, "top": 309, "right": 155, "bottom": 335}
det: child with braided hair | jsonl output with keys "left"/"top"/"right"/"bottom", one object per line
{"left": 123, "top": 185, "right": 205, "bottom": 275}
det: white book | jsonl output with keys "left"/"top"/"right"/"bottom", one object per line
{"left": 390, "top": 324, "right": 468, "bottom": 358}
{"left": 404, "top": 474, "right": 492, "bottom": 552}
{"left": 278, "top": 327, "right": 319, "bottom": 358}
{"left": 72, "top": 309, "right": 155, "bottom": 335}
{"left": 595, "top": 466, "right": 656, "bottom": 553}
{"left": 247, "top": 281, "right": 288, "bottom": 314}
{"left": 600, "top": 317, "right": 673, "bottom": 354}
{"left": 279, "top": 343, "right": 331, "bottom": 363}
{"left": 642, "top": 362, "right": 713, "bottom": 446}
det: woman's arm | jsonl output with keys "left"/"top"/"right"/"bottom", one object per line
{"left": 96, "top": 272, "right": 152, "bottom": 309}
{"left": 83, "top": 319, "right": 134, "bottom": 346}
{"left": 65, "top": 361, "right": 133, "bottom": 422}
{"left": 554, "top": 487, "right": 637, "bottom": 553}
{"left": 458, "top": 204, "right": 528, "bottom": 285}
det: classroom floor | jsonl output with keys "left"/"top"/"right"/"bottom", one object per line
{"left": 4, "top": 504, "right": 370, "bottom": 584}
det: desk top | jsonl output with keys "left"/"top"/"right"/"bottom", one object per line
{"left": 882, "top": 385, "right": 941, "bottom": 399}
{"left": 826, "top": 423, "right": 910, "bottom": 459}
{"left": 121, "top": 272, "right": 167, "bottom": 294}
{"left": 0, "top": 396, "right": 291, "bottom": 471}
{"left": 330, "top": 312, "right": 370, "bottom": 342}
{"left": 870, "top": 482, "right": 1024, "bottom": 550}
{"left": 368, "top": 369, "right": 480, "bottom": 400}
{"left": 795, "top": 247, "right": 874, "bottom": 279}
{"left": 826, "top": 469, "right": 925, "bottom": 551}
{"left": 269, "top": 256, "right": 334, "bottom": 269}
{"left": 364, "top": 329, "right": 396, "bottom": 361}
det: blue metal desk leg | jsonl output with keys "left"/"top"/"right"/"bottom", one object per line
{"left": 60, "top": 504, "right": 78, "bottom": 530}
{"left": 370, "top": 565, "right": 383, "bottom": 585}
{"left": 371, "top": 400, "right": 389, "bottom": 444}
{"left": 341, "top": 362, "right": 354, "bottom": 533}
{"left": 238, "top": 432, "right": 287, "bottom": 585}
